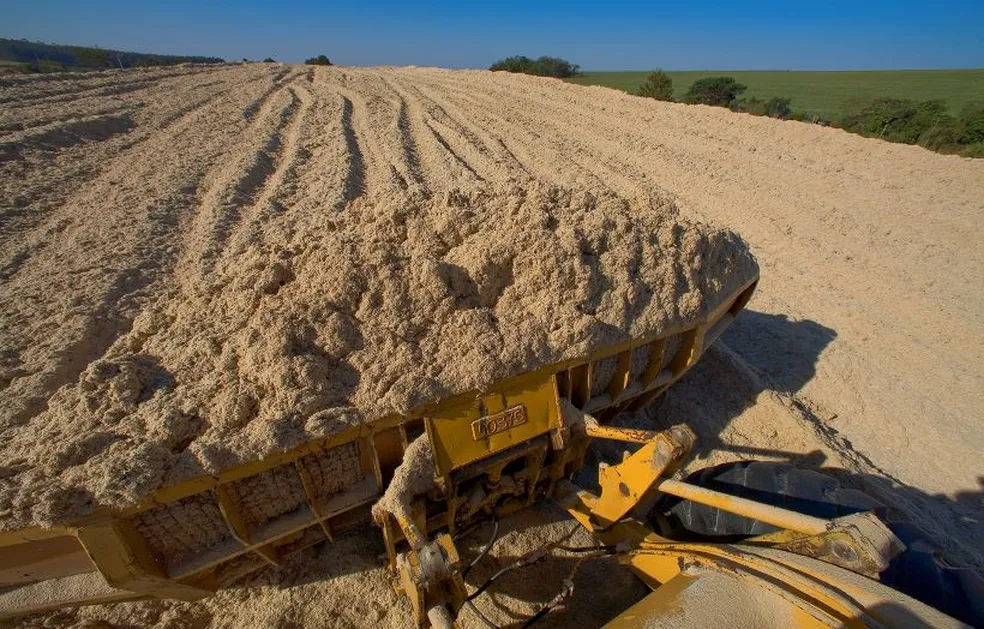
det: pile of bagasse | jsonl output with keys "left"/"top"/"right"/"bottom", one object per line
{"left": 0, "top": 181, "right": 756, "bottom": 531}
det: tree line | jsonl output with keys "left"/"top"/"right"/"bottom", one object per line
{"left": 635, "top": 70, "right": 984, "bottom": 157}
{"left": 0, "top": 38, "right": 223, "bottom": 74}
{"left": 489, "top": 55, "right": 580, "bottom": 78}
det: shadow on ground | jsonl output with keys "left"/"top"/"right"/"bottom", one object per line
{"left": 579, "top": 308, "right": 837, "bottom": 481}
{"left": 641, "top": 308, "right": 984, "bottom": 571}
{"left": 720, "top": 309, "right": 837, "bottom": 394}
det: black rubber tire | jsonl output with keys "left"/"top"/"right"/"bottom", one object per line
{"left": 656, "top": 461, "right": 984, "bottom": 627}
{"left": 664, "top": 460, "right": 884, "bottom": 537}
{"left": 879, "top": 520, "right": 984, "bottom": 627}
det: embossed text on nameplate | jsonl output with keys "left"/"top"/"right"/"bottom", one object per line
{"left": 471, "top": 405, "right": 528, "bottom": 440}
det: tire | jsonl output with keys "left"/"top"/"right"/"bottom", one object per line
{"left": 662, "top": 460, "right": 885, "bottom": 538}
{"left": 655, "top": 461, "right": 984, "bottom": 626}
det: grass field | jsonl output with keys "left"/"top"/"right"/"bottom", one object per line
{"left": 567, "top": 69, "right": 984, "bottom": 120}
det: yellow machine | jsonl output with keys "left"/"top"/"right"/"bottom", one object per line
{"left": 1, "top": 276, "right": 979, "bottom": 627}
{"left": 377, "top": 413, "right": 974, "bottom": 629}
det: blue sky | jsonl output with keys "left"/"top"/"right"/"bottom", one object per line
{"left": 4, "top": 1, "right": 983, "bottom": 70}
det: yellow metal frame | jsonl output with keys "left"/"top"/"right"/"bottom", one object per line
{"left": 587, "top": 424, "right": 694, "bottom": 527}
{"left": 548, "top": 422, "right": 959, "bottom": 629}
{"left": 562, "top": 498, "right": 959, "bottom": 628}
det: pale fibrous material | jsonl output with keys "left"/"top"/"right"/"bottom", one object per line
{"left": 371, "top": 435, "right": 437, "bottom": 525}
{"left": 0, "top": 65, "right": 756, "bottom": 531}
{"left": 1, "top": 63, "right": 982, "bottom": 628}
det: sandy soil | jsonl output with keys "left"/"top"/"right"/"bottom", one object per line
{"left": 1, "top": 63, "right": 982, "bottom": 627}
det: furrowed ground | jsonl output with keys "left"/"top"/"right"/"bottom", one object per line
{"left": 1, "top": 63, "right": 982, "bottom": 628}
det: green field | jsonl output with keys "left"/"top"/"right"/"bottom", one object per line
{"left": 567, "top": 69, "right": 984, "bottom": 120}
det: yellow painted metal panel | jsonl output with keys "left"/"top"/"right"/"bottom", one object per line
{"left": 427, "top": 371, "right": 561, "bottom": 475}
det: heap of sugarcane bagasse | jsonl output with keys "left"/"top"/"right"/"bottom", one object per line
{"left": 0, "top": 181, "right": 757, "bottom": 533}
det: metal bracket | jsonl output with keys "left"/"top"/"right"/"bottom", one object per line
{"left": 583, "top": 422, "right": 695, "bottom": 528}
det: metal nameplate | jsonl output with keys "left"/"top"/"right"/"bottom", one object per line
{"left": 471, "top": 405, "right": 528, "bottom": 440}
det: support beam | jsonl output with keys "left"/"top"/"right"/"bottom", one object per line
{"left": 655, "top": 479, "right": 829, "bottom": 536}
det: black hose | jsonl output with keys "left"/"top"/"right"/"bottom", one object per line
{"left": 463, "top": 519, "right": 500, "bottom": 579}
{"left": 465, "top": 526, "right": 580, "bottom": 603}
{"left": 517, "top": 574, "right": 578, "bottom": 629}
{"left": 465, "top": 561, "right": 518, "bottom": 603}
{"left": 460, "top": 526, "right": 622, "bottom": 629}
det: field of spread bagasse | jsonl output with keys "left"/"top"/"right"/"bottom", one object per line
{"left": 1, "top": 63, "right": 982, "bottom": 628}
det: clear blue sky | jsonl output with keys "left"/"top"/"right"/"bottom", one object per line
{"left": 4, "top": 0, "right": 983, "bottom": 70}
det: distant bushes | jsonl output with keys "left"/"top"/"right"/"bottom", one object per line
{"left": 840, "top": 98, "right": 951, "bottom": 145}
{"left": 684, "top": 76, "right": 747, "bottom": 107}
{"left": 489, "top": 56, "right": 580, "bottom": 78}
{"left": 625, "top": 69, "right": 981, "bottom": 157}
{"left": 635, "top": 70, "right": 797, "bottom": 120}
{"left": 838, "top": 98, "right": 983, "bottom": 155}
{"left": 637, "top": 69, "right": 673, "bottom": 101}
{"left": 736, "top": 96, "right": 793, "bottom": 119}
{"left": 305, "top": 55, "right": 332, "bottom": 66}
{"left": 678, "top": 75, "right": 796, "bottom": 120}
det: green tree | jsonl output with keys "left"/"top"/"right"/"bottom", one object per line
{"left": 908, "top": 101, "right": 954, "bottom": 146}
{"left": 305, "top": 55, "right": 332, "bottom": 66}
{"left": 684, "top": 76, "right": 747, "bottom": 107}
{"left": 637, "top": 69, "right": 673, "bottom": 101}
{"left": 489, "top": 55, "right": 579, "bottom": 78}
{"left": 490, "top": 55, "right": 533, "bottom": 73}
{"left": 531, "top": 56, "right": 579, "bottom": 78}
{"left": 263, "top": 57, "right": 275, "bottom": 63}
{"left": 916, "top": 122, "right": 958, "bottom": 149}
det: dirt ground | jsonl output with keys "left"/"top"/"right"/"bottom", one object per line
{"left": 1, "top": 63, "right": 982, "bottom": 627}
